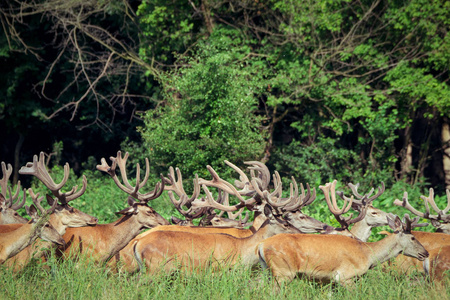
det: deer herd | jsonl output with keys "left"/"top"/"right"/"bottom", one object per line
{"left": 0, "top": 151, "right": 449, "bottom": 287}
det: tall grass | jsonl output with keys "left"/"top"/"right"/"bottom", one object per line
{"left": 1, "top": 254, "right": 449, "bottom": 300}
{"left": 5, "top": 162, "right": 448, "bottom": 299}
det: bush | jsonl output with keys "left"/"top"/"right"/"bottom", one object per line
{"left": 139, "top": 26, "right": 267, "bottom": 178}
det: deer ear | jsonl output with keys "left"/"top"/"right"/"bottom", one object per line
{"left": 116, "top": 205, "right": 137, "bottom": 215}
{"left": 0, "top": 194, "right": 6, "bottom": 205}
{"left": 26, "top": 204, "right": 39, "bottom": 220}
{"left": 25, "top": 205, "right": 31, "bottom": 216}
{"left": 171, "top": 216, "right": 182, "bottom": 225}
{"left": 127, "top": 196, "right": 137, "bottom": 207}
{"left": 263, "top": 204, "right": 273, "bottom": 218}
{"left": 351, "top": 202, "right": 362, "bottom": 212}
{"left": 431, "top": 220, "right": 442, "bottom": 228}
{"left": 46, "top": 195, "right": 58, "bottom": 207}
{"left": 394, "top": 216, "right": 403, "bottom": 231}
{"left": 387, "top": 214, "right": 402, "bottom": 232}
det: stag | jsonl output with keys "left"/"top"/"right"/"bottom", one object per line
{"left": 258, "top": 182, "right": 429, "bottom": 287}
{"left": 390, "top": 189, "right": 450, "bottom": 276}
{"left": 0, "top": 190, "right": 65, "bottom": 264}
{"left": 0, "top": 162, "right": 27, "bottom": 224}
{"left": 59, "top": 151, "right": 168, "bottom": 263}
{"left": 3, "top": 152, "right": 97, "bottom": 270}
{"left": 108, "top": 161, "right": 325, "bottom": 273}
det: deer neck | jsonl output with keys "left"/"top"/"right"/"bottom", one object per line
{"left": 101, "top": 215, "right": 144, "bottom": 261}
{"left": 238, "top": 220, "right": 275, "bottom": 266}
{"left": 249, "top": 212, "right": 267, "bottom": 232}
{"left": 365, "top": 234, "right": 402, "bottom": 268}
{"left": 49, "top": 214, "right": 67, "bottom": 235}
{"left": 16, "top": 214, "right": 69, "bottom": 263}
{"left": 0, "top": 224, "right": 37, "bottom": 262}
{"left": 350, "top": 220, "right": 373, "bottom": 242}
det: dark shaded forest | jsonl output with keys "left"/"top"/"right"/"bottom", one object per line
{"left": 1, "top": 0, "right": 449, "bottom": 192}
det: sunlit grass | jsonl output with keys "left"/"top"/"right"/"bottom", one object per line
{"left": 1, "top": 253, "right": 448, "bottom": 300}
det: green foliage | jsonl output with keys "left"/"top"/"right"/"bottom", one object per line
{"left": 386, "top": 0, "right": 450, "bottom": 70}
{"left": 0, "top": 51, "right": 44, "bottom": 132}
{"left": 137, "top": 0, "right": 199, "bottom": 63}
{"left": 273, "top": 137, "right": 365, "bottom": 186}
{"left": 272, "top": 0, "right": 352, "bottom": 34}
{"left": 139, "top": 26, "right": 267, "bottom": 177}
{"left": 385, "top": 62, "right": 450, "bottom": 116}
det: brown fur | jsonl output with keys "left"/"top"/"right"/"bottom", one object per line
{"left": 258, "top": 228, "right": 428, "bottom": 286}
{"left": 387, "top": 231, "right": 450, "bottom": 275}
{"left": 107, "top": 214, "right": 268, "bottom": 272}
{"left": 428, "top": 246, "right": 450, "bottom": 281}
{"left": 59, "top": 204, "right": 169, "bottom": 263}
{"left": 130, "top": 219, "right": 300, "bottom": 275}
{"left": 0, "top": 223, "right": 23, "bottom": 233}
{"left": 4, "top": 204, "right": 97, "bottom": 271}
{"left": 0, "top": 221, "right": 64, "bottom": 263}
{"left": 108, "top": 225, "right": 255, "bottom": 272}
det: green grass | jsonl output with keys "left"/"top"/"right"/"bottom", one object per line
{"left": 1, "top": 255, "right": 449, "bottom": 300}
{"left": 6, "top": 166, "right": 449, "bottom": 299}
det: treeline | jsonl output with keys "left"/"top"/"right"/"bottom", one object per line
{"left": 1, "top": 0, "right": 449, "bottom": 192}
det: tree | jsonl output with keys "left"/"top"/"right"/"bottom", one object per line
{"left": 0, "top": 0, "right": 157, "bottom": 177}
{"left": 139, "top": 27, "right": 267, "bottom": 177}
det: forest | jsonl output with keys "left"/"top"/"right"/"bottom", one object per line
{"left": 1, "top": 0, "right": 450, "bottom": 200}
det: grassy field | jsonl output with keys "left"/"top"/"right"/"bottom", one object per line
{"left": 3, "top": 169, "right": 449, "bottom": 299}
{"left": 1, "top": 253, "right": 449, "bottom": 300}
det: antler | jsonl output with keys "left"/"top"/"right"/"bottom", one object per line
{"left": 96, "top": 151, "right": 164, "bottom": 203}
{"left": 229, "top": 160, "right": 271, "bottom": 196}
{"left": 222, "top": 160, "right": 254, "bottom": 196}
{"left": 347, "top": 182, "right": 385, "bottom": 206}
{"left": 266, "top": 176, "right": 316, "bottom": 213}
{"left": 217, "top": 192, "right": 250, "bottom": 222}
{"left": 164, "top": 166, "right": 208, "bottom": 223}
{"left": 394, "top": 192, "right": 424, "bottom": 217}
{"left": 401, "top": 213, "right": 429, "bottom": 233}
{"left": 394, "top": 189, "right": 450, "bottom": 227}
{"left": 194, "top": 164, "right": 259, "bottom": 212}
{"left": 19, "top": 152, "right": 86, "bottom": 205}
{"left": 26, "top": 188, "right": 59, "bottom": 219}
{"left": 165, "top": 166, "right": 201, "bottom": 208}
{"left": 320, "top": 180, "right": 367, "bottom": 230}
{"left": 0, "top": 162, "right": 26, "bottom": 210}
{"left": 421, "top": 188, "right": 450, "bottom": 222}
{"left": 192, "top": 160, "right": 279, "bottom": 213}
{"left": 251, "top": 171, "right": 283, "bottom": 206}
{"left": 195, "top": 184, "right": 245, "bottom": 212}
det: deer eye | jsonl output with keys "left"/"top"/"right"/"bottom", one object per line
{"left": 45, "top": 224, "right": 50, "bottom": 227}
{"left": 411, "top": 236, "right": 415, "bottom": 241}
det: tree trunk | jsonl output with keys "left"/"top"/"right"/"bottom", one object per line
{"left": 13, "top": 134, "right": 25, "bottom": 186}
{"left": 399, "top": 126, "right": 413, "bottom": 182}
{"left": 442, "top": 121, "right": 450, "bottom": 190}
{"left": 415, "top": 126, "right": 432, "bottom": 186}
{"left": 405, "top": 142, "right": 413, "bottom": 174}
{"left": 201, "top": 0, "right": 214, "bottom": 35}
